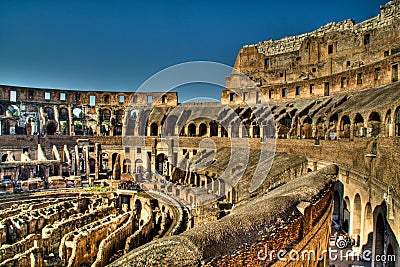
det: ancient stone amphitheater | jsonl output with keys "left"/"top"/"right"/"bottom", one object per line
{"left": 0, "top": 1, "right": 399, "bottom": 266}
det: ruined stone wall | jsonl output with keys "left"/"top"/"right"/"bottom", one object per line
{"left": 107, "top": 165, "right": 337, "bottom": 266}
{"left": 225, "top": 0, "right": 400, "bottom": 103}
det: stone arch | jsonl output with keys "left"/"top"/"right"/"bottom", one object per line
{"left": 220, "top": 125, "right": 228, "bottom": 137}
{"left": 58, "top": 107, "right": 69, "bottom": 135}
{"left": 123, "top": 159, "right": 131, "bottom": 174}
{"left": 199, "top": 122, "right": 207, "bottom": 136}
{"left": 302, "top": 116, "right": 313, "bottom": 139}
{"left": 352, "top": 194, "right": 362, "bottom": 246}
{"left": 339, "top": 115, "right": 351, "bottom": 138}
{"left": 72, "top": 108, "right": 83, "bottom": 135}
{"left": 363, "top": 202, "right": 373, "bottom": 251}
{"left": 156, "top": 153, "right": 168, "bottom": 175}
{"left": 135, "top": 159, "right": 144, "bottom": 174}
{"left": 374, "top": 212, "right": 385, "bottom": 266}
{"left": 353, "top": 113, "right": 365, "bottom": 137}
{"left": 368, "top": 111, "right": 381, "bottom": 137}
{"left": 44, "top": 107, "right": 55, "bottom": 120}
{"left": 188, "top": 123, "right": 196, "bottom": 137}
{"left": 343, "top": 196, "right": 351, "bottom": 233}
{"left": 150, "top": 122, "right": 159, "bottom": 136}
{"left": 252, "top": 124, "right": 260, "bottom": 138}
{"left": 395, "top": 106, "right": 400, "bottom": 136}
{"left": 384, "top": 109, "right": 392, "bottom": 137}
{"left": 209, "top": 121, "right": 218, "bottom": 137}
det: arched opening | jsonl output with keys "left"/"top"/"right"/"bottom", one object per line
{"left": 135, "top": 159, "right": 144, "bottom": 174}
{"left": 333, "top": 190, "right": 341, "bottom": 223}
{"left": 352, "top": 194, "right": 362, "bottom": 246}
{"left": 100, "top": 109, "right": 111, "bottom": 136}
{"left": 252, "top": 124, "right": 260, "bottom": 138}
{"left": 44, "top": 107, "right": 55, "bottom": 120}
{"left": 111, "top": 153, "right": 119, "bottom": 172}
{"left": 150, "top": 122, "right": 159, "bottom": 136}
{"left": 387, "top": 243, "right": 396, "bottom": 267}
{"left": 374, "top": 213, "right": 385, "bottom": 265}
{"left": 156, "top": 153, "right": 168, "bottom": 175}
{"left": 123, "top": 159, "right": 131, "bottom": 174}
{"left": 209, "top": 121, "right": 218, "bottom": 137}
{"left": 188, "top": 123, "right": 196, "bottom": 137}
{"left": 278, "top": 115, "right": 291, "bottom": 138}
{"left": 353, "top": 113, "right": 365, "bottom": 137}
{"left": 343, "top": 196, "right": 351, "bottom": 233}
{"left": 114, "top": 109, "right": 124, "bottom": 136}
{"left": 340, "top": 115, "right": 351, "bottom": 138}
{"left": 73, "top": 108, "right": 83, "bottom": 135}
{"left": 368, "top": 112, "right": 381, "bottom": 137}
{"left": 199, "top": 123, "right": 207, "bottom": 136}
{"left": 302, "top": 117, "right": 313, "bottom": 139}
{"left": 384, "top": 109, "right": 392, "bottom": 137}
{"left": 363, "top": 203, "right": 373, "bottom": 251}
{"left": 0, "top": 106, "right": 4, "bottom": 116}
{"left": 59, "top": 108, "right": 69, "bottom": 135}
{"left": 395, "top": 107, "right": 400, "bottom": 136}
{"left": 46, "top": 121, "right": 57, "bottom": 135}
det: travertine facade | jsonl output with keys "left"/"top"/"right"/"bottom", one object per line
{"left": 0, "top": 1, "right": 400, "bottom": 266}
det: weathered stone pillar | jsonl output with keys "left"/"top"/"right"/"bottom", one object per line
{"left": 68, "top": 105, "right": 73, "bottom": 135}
{"left": 249, "top": 126, "right": 254, "bottom": 138}
{"left": 54, "top": 105, "right": 60, "bottom": 132}
{"left": 218, "top": 125, "right": 222, "bottom": 137}
{"left": 96, "top": 107, "right": 101, "bottom": 136}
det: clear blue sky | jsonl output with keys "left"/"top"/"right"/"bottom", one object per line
{"left": 0, "top": 0, "right": 389, "bottom": 101}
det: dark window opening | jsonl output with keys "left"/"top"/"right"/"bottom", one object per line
{"left": 132, "top": 95, "right": 137, "bottom": 103}
{"left": 363, "top": 33, "right": 371, "bottom": 45}
{"left": 280, "top": 72, "right": 284, "bottom": 77}
{"left": 346, "top": 61, "right": 351, "bottom": 67}
{"left": 269, "top": 90, "right": 274, "bottom": 99}
{"left": 162, "top": 95, "right": 167, "bottom": 104}
{"left": 341, "top": 77, "right": 347, "bottom": 88}
{"left": 357, "top": 73, "right": 363, "bottom": 85}
{"left": 324, "top": 82, "right": 330, "bottom": 96}
{"left": 137, "top": 147, "right": 141, "bottom": 153}
{"left": 393, "top": 64, "right": 399, "bottom": 82}
{"left": 384, "top": 50, "right": 390, "bottom": 57}
{"left": 310, "top": 84, "right": 314, "bottom": 94}
{"left": 328, "top": 44, "right": 334, "bottom": 54}
{"left": 125, "top": 147, "right": 130, "bottom": 153}
{"left": 282, "top": 88, "right": 287, "bottom": 97}
{"left": 265, "top": 58, "right": 270, "bottom": 68}
{"left": 243, "top": 92, "right": 249, "bottom": 101}
{"left": 296, "top": 56, "right": 302, "bottom": 61}
{"left": 75, "top": 94, "right": 81, "bottom": 102}
{"left": 28, "top": 91, "right": 34, "bottom": 100}
{"left": 312, "top": 67, "right": 316, "bottom": 72}
{"left": 296, "top": 86, "right": 301, "bottom": 96}
{"left": 193, "top": 149, "right": 197, "bottom": 155}
{"left": 374, "top": 68, "right": 381, "bottom": 81}
{"left": 229, "top": 93, "right": 235, "bottom": 102}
